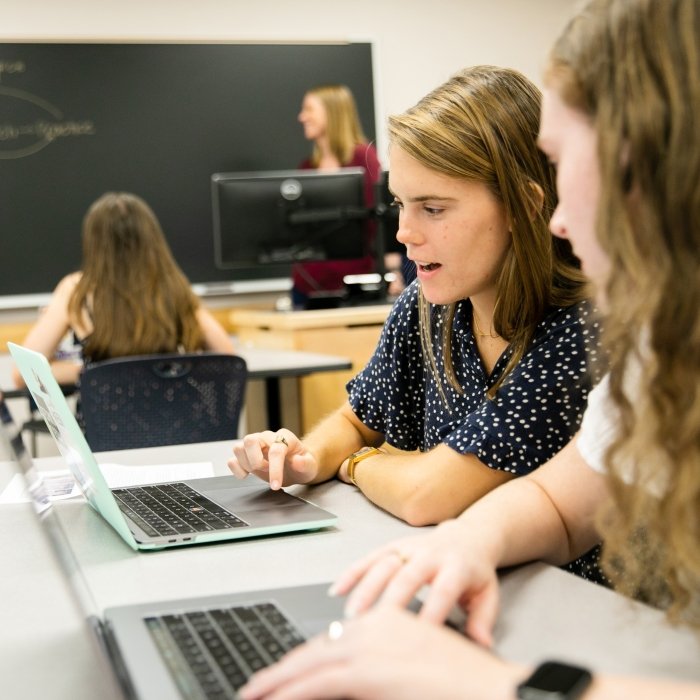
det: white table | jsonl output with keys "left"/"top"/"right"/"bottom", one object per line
{"left": 0, "top": 441, "right": 698, "bottom": 699}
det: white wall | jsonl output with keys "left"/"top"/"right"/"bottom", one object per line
{"left": 1, "top": 0, "right": 578, "bottom": 162}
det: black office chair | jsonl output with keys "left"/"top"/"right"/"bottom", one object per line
{"left": 78, "top": 352, "right": 247, "bottom": 451}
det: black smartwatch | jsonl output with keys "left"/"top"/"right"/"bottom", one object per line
{"left": 516, "top": 661, "right": 592, "bottom": 699}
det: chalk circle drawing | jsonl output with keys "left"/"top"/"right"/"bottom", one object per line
{"left": 0, "top": 85, "right": 95, "bottom": 160}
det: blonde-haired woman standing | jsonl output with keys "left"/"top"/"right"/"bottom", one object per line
{"left": 292, "top": 84, "right": 382, "bottom": 307}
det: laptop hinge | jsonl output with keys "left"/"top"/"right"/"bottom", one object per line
{"left": 90, "top": 615, "right": 139, "bottom": 700}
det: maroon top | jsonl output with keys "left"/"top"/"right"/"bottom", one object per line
{"left": 292, "top": 143, "right": 381, "bottom": 296}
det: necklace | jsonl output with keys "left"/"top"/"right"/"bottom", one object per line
{"left": 472, "top": 311, "right": 500, "bottom": 339}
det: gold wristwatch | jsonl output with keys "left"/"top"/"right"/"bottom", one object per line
{"left": 346, "top": 446, "right": 383, "bottom": 486}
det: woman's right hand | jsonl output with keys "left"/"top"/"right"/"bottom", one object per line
{"left": 331, "top": 518, "right": 502, "bottom": 647}
{"left": 240, "top": 606, "right": 525, "bottom": 700}
{"left": 228, "top": 428, "right": 320, "bottom": 490}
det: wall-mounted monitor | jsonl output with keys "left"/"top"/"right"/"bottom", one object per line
{"left": 212, "top": 168, "right": 369, "bottom": 276}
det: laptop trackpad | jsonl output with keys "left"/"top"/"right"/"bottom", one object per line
{"left": 195, "top": 483, "right": 311, "bottom": 512}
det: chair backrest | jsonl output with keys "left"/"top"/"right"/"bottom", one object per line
{"left": 79, "top": 352, "right": 247, "bottom": 451}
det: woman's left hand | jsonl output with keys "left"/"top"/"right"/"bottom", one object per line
{"left": 239, "top": 606, "right": 526, "bottom": 700}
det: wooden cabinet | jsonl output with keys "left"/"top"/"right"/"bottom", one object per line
{"left": 0, "top": 322, "right": 34, "bottom": 352}
{"left": 0, "top": 306, "right": 242, "bottom": 353}
{"left": 230, "top": 305, "right": 391, "bottom": 433}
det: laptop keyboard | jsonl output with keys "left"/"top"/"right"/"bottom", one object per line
{"left": 145, "top": 601, "right": 306, "bottom": 699}
{"left": 112, "top": 483, "right": 248, "bottom": 538}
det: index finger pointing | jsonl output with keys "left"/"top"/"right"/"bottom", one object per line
{"left": 267, "top": 431, "right": 292, "bottom": 489}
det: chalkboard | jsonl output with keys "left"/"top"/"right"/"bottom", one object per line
{"left": 0, "top": 42, "right": 376, "bottom": 296}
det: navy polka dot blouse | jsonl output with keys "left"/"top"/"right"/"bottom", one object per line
{"left": 347, "top": 281, "right": 602, "bottom": 476}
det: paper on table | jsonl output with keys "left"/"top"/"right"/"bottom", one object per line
{"left": 0, "top": 469, "right": 79, "bottom": 503}
{"left": 0, "top": 461, "right": 215, "bottom": 504}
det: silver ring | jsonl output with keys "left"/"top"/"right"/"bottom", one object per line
{"left": 327, "top": 619, "right": 344, "bottom": 641}
{"left": 273, "top": 435, "right": 288, "bottom": 447}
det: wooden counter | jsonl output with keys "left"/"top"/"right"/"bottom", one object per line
{"left": 0, "top": 321, "right": 33, "bottom": 352}
{"left": 0, "top": 305, "right": 247, "bottom": 353}
{"left": 230, "top": 305, "right": 392, "bottom": 432}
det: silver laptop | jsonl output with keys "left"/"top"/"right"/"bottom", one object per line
{"left": 8, "top": 342, "right": 337, "bottom": 551}
{"left": 0, "top": 392, "right": 346, "bottom": 700}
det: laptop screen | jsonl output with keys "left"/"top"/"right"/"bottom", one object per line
{"left": 0, "top": 394, "right": 128, "bottom": 699}
{"left": 0, "top": 393, "right": 100, "bottom": 617}
{"left": 7, "top": 343, "right": 141, "bottom": 547}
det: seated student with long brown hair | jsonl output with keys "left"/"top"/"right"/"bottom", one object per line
{"left": 12, "top": 191, "right": 235, "bottom": 388}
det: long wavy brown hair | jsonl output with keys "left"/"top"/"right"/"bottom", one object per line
{"left": 68, "top": 192, "right": 204, "bottom": 361}
{"left": 306, "top": 84, "right": 368, "bottom": 167}
{"left": 547, "top": 0, "right": 700, "bottom": 624}
{"left": 388, "top": 66, "right": 589, "bottom": 402}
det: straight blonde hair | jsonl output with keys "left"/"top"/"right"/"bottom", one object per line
{"left": 306, "top": 84, "right": 368, "bottom": 167}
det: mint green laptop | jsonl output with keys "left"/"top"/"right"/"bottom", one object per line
{"left": 8, "top": 342, "right": 337, "bottom": 551}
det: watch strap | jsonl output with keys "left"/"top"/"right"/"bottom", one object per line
{"left": 346, "top": 446, "right": 383, "bottom": 485}
{"left": 516, "top": 661, "right": 592, "bottom": 700}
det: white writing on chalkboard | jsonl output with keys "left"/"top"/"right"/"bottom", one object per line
{"left": 0, "top": 84, "right": 96, "bottom": 160}
{"left": 0, "top": 119, "right": 95, "bottom": 142}
{"left": 0, "top": 60, "right": 25, "bottom": 81}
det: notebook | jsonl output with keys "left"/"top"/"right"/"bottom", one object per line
{"left": 0, "top": 391, "right": 347, "bottom": 700}
{"left": 7, "top": 342, "right": 337, "bottom": 551}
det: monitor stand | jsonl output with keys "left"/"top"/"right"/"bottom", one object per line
{"left": 303, "top": 279, "right": 390, "bottom": 310}
{"left": 304, "top": 290, "right": 348, "bottom": 310}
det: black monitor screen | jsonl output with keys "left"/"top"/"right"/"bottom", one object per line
{"left": 212, "top": 168, "right": 369, "bottom": 273}
{"left": 375, "top": 170, "right": 402, "bottom": 253}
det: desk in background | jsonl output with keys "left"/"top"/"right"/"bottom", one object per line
{"left": 0, "top": 295, "right": 365, "bottom": 434}
{"left": 1, "top": 440, "right": 699, "bottom": 699}
{"left": 231, "top": 305, "right": 392, "bottom": 433}
{"left": 239, "top": 346, "right": 351, "bottom": 432}
{"left": 0, "top": 285, "right": 286, "bottom": 353}
{"left": 0, "top": 347, "right": 351, "bottom": 445}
